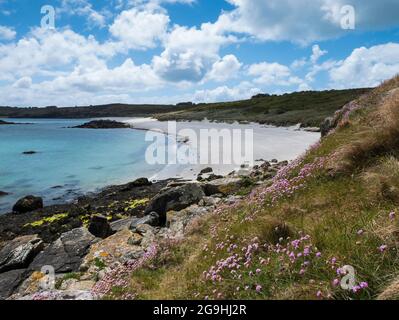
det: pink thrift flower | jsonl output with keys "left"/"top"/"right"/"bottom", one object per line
{"left": 378, "top": 245, "right": 388, "bottom": 253}
{"left": 316, "top": 252, "right": 322, "bottom": 258}
{"left": 316, "top": 291, "right": 323, "bottom": 298}
{"left": 256, "top": 285, "right": 262, "bottom": 293}
{"left": 333, "top": 279, "right": 340, "bottom": 287}
{"left": 389, "top": 211, "right": 396, "bottom": 220}
{"left": 360, "top": 282, "right": 368, "bottom": 289}
{"left": 357, "top": 229, "right": 364, "bottom": 236}
{"left": 352, "top": 286, "right": 361, "bottom": 294}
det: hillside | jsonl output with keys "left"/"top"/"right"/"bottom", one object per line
{"left": 0, "top": 88, "right": 369, "bottom": 128}
{"left": 154, "top": 88, "right": 370, "bottom": 127}
{"left": 101, "top": 76, "right": 399, "bottom": 300}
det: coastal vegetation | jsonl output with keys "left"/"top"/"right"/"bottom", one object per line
{"left": 0, "top": 88, "right": 369, "bottom": 128}
{"left": 98, "top": 76, "right": 399, "bottom": 300}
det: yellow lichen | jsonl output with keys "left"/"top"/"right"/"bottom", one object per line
{"left": 24, "top": 213, "right": 69, "bottom": 228}
{"left": 124, "top": 198, "right": 149, "bottom": 212}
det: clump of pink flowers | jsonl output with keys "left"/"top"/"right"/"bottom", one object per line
{"left": 91, "top": 244, "right": 158, "bottom": 299}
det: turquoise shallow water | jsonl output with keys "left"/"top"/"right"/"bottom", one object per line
{"left": 0, "top": 118, "right": 165, "bottom": 214}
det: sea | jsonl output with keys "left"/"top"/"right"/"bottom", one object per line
{"left": 0, "top": 118, "right": 166, "bottom": 214}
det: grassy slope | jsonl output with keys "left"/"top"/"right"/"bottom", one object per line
{"left": 107, "top": 77, "right": 399, "bottom": 300}
{"left": 154, "top": 88, "right": 370, "bottom": 127}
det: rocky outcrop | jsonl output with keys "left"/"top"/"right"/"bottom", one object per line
{"left": 144, "top": 184, "right": 205, "bottom": 225}
{"left": 121, "top": 178, "right": 152, "bottom": 192}
{"left": 0, "top": 269, "right": 27, "bottom": 300}
{"left": 88, "top": 215, "right": 114, "bottom": 239}
{"left": 321, "top": 100, "right": 362, "bottom": 137}
{"left": 29, "top": 228, "right": 99, "bottom": 273}
{"left": 130, "top": 212, "right": 160, "bottom": 231}
{"left": 0, "top": 120, "right": 16, "bottom": 125}
{"left": 72, "top": 120, "right": 130, "bottom": 129}
{"left": 0, "top": 191, "right": 8, "bottom": 197}
{"left": 0, "top": 235, "right": 44, "bottom": 273}
{"left": 22, "top": 151, "right": 38, "bottom": 155}
{"left": 200, "top": 167, "right": 213, "bottom": 174}
{"left": 202, "top": 178, "right": 242, "bottom": 196}
{"left": 110, "top": 217, "right": 135, "bottom": 233}
{"left": 12, "top": 196, "right": 43, "bottom": 214}
{"left": 80, "top": 229, "right": 144, "bottom": 273}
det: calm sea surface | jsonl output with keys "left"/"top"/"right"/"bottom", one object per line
{"left": 0, "top": 118, "right": 165, "bottom": 214}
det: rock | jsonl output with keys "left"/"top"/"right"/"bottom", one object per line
{"left": 144, "top": 184, "right": 205, "bottom": 225}
{"left": 303, "top": 127, "right": 321, "bottom": 133}
{"left": 127, "top": 233, "right": 143, "bottom": 246}
{"left": 29, "top": 228, "right": 99, "bottom": 274}
{"left": 271, "top": 159, "right": 278, "bottom": 163}
{"left": 320, "top": 117, "right": 334, "bottom": 136}
{"left": 110, "top": 217, "right": 135, "bottom": 233}
{"left": 0, "top": 269, "right": 27, "bottom": 300}
{"left": 88, "top": 215, "right": 114, "bottom": 239}
{"left": 165, "top": 205, "right": 211, "bottom": 239}
{"left": 72, "top": 120, "right": 130, "bottom": 129}
{"left": 60, "top": 279, "right": 95, "bottom": 291}
{"left": 0, "top": 235, "right": 44, "bottom": 273}
{"left": 12, "top": 195, "right": 43, "bottom": 214}
{"left": 134, "top": 224, "right": 156, "bottom": 236}
{"left": 199, "top": 196, "right": 222, "bottom": 207}
{"left": 0, "top": 120, "right": 16, "bottom": 125}
{"left": 202, "top": 178, "right": 242, "bottom": 196}
{"left": 121, "top": 178, "right": 152, "bottom": 191}
{"left": 16, "top": 290, "right": 94, "bottom": 300}
{"left": 260, "top": 161, "right": 271, "bottom": 169}
{"left": 0, "top": 191, "right": 8, "bottom": 197}
{"left": 22, "top": 151, "right": 37, "bottom": 155}
{"left": 80, "top": 229, "right": 142, "bottom": 272}
{"left": 130, "top": 212, "right": 160, "bottom": 231}
{"left": 200, "top": 167, "right": 213, "bottom": 174}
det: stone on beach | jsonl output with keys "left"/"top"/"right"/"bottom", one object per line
{"left": 12, "top": 196, "right": 43, "bottom": 214}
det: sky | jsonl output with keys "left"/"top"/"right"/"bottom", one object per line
{"left": 0, "top": 0, "right": 398, "bottom": 107}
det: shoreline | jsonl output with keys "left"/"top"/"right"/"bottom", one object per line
{"left": 0, "top": 117, "right": 320, "bottom": 214}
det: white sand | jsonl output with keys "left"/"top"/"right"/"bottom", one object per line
{"left": 123, "top": 118, "right": 320, "bottom": 181}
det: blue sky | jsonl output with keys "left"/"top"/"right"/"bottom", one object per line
{"left": 0, "top": 0, "right": 398, "bottom": 107}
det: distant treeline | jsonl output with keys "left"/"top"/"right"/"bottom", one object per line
{"left": 0, "top": 88, "right": 371, "bottom": 127}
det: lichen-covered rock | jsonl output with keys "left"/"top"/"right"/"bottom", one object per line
{"left": 0, "top": 235, "right": 44, "bottom": 273}
{"left": 202, "top": 178, "right": 242, "bottom": 196}
{"left": 29, "top": 228, "right": 99, "bottom": 273}
{"left": 164, "top": 204, "right": 211, "bottom": 239}
{"left": 80, "top": 229, "right": 142, "bottom": 272}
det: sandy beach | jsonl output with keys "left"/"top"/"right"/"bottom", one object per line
{"left": 122, "top": 118, "right": 321, "bottom": 181}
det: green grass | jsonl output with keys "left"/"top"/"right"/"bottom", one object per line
{"left": 155, "top": 88, "right": 370, "bottom": 127}
{"left": 104, "top": 77, "right": 399, "bottom": 300}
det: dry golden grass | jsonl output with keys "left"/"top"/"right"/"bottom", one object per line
{"left": 330, "top": 84, "right": 399, "bottom": 174}
{"left": 377, "top": 277, "right": 399, "bottom": 300}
